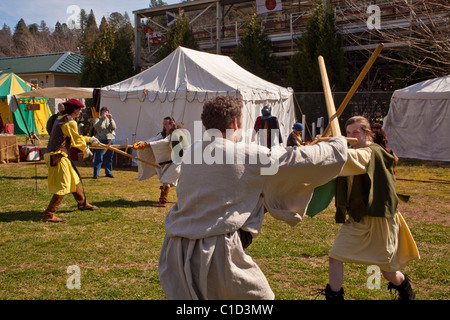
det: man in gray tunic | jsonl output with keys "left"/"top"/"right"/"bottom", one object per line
{"left": 158, "top": 96, "right": 348, "bottom": 299}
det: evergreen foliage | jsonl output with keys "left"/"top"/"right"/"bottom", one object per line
{"left": 155, "top": 16, "right": 198, "bottom": 63}
{"left": 12, "top": 19, "right": 33, "bottom": 56}
{"left": 287, "top": 3, "right": 347, "bottom": 92}
{"left": 0, "top": 9, "right": 135, "bottom": 88}
{"left": 233, "top": 14, "right": 280, "bottom": 84}
{"left": 79, "top": 12, "right": 135, "bottom": 87}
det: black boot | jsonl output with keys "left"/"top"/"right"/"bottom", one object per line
{"left": 387, "top": 274, "right": 416, "bottom": 300}
{"left": 321, "top": 284, "right": 344, "bottom": 301}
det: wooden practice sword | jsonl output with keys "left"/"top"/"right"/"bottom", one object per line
{"left": 93, "top": 140, "right": 160, "bottom": 168}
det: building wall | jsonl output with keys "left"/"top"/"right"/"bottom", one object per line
{"left": 19, "top": 73, "right": 55, "bottom": 88}
{"left": 17, "top": 73, "right": 79, "bottom": 89}
{"left": 54, "top": 74, "right": 80, "bottom": 87}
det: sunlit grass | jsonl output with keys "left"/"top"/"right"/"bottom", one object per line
{"left": 0, "top": 142, "right": 448, "bottom": 300}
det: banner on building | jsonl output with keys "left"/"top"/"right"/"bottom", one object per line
{"left": 145, "top": 26, "right": 162, "bottom": 43}
{"left": 166, "top": 11, "right": 176, "bottom": 26}
{"left": 256, "top": 0, "right": 283, "bottom": 14}
{"left": 166, "top": 9, "right": 184, "bottom": 26}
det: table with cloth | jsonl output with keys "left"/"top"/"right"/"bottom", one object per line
{"left": 0, "top": 135, "right": 19, "bottom": 163}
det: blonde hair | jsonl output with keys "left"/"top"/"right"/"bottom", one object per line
{"left": 345, "top": 116, "right": 373, "bottom": 141}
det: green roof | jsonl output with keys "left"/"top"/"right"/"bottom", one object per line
{"left": 0, "top": 52, "right": 85, "bottom": 75}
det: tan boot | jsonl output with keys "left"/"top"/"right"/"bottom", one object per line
{"left": 152, "top": 185, "right": 170, "bottom": 207}
{"left": 72, "top": 185, "right": 98, "bottom": 210}
{"left": 43, "top": 194, "right": 66, "bottom": 222}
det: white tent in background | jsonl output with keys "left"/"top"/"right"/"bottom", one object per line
{"left": 100, "top": 46, "right": 295, "bottom": 146}
{"left": 384, "top": 75, "right": 450, "bottom": 161}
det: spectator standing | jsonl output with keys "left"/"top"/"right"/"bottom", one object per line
{"left": 93, "top": 107, "right": 116, "bottom": 178}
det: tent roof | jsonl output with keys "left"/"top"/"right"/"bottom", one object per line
{"left": 392, "top": 74, "right": 450, "bottom": 100}
{"left": 15, "top": 86, "right": 94, "bottom": 99}
{"left": 0, "top": 72, "right": 31, "bottom": 97}
{"left": 102, "top": 47, "right": 292, "bottom": 101}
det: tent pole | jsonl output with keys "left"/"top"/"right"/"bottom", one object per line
{"left": 216, "top": 1, "right": 221, "bottom": 54}
{"left": 13, "top": 95, "right": 33, "bottom": 140}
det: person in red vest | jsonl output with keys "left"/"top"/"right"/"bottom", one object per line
{"left": 252, "top": 105, "right": 283, "bottom": 148}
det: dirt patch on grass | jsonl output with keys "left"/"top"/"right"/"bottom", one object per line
{"left": 398, "top": 185, "right": 450, "bottom": 227}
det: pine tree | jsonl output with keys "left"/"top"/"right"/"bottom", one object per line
{"left": 79, "top": 13, "right": 135, "bottom": 87}
{"left": 79, "top": 10, "right": 99, "bottom": 56}
{"left": 0, "top": 24, "right": 13, "bottom": 57}
{"left": 13, "top": 19, "right": 34, "bottom": 55}
{"left": 28, "top": 23, "right": 39, "bottom": 36}
{"left": 109, "top": 12, "right": 135, "bottom": 83}
{"left": 233, "top": 14, "right": 280, "bottom": 84}
{"left": 79, "top": 9, "right": 88, "bottom": 33}
{"left": 287, "top": 3, "right": 347, "bottom": 92}
{"left": 155, "top": 15, "right": 198, "bottom": 62}
{"left": 79, "top": 16, "right": 114, "bottom": 87}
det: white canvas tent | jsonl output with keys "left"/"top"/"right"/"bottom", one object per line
{"left": 100, "top": 47, "right": 295, "bottom": 146}
{"left": 384, "top": 75, "right": 450, "bottom": 161}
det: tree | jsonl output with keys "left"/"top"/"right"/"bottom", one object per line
{"left": 149, "top": 0, "right": 168, "bottom": 9}
{"left": 108, "top": 12, "right": 135, "bottom": 83}
{"left": 155, "top": 15, "right": 198, "bottom": 62}
{"left": 13, "top": 19, "right": 34, "bottom": 55}
{"left": 287, "top": 3, "right": 347, "bottom": 92}
{"left": 39, "top": 20, "right": 50, "bottom": 35}
{"left": 79, "top": 10, "right": 99, "bottom": 56}
{"left": 0, "top": 24, "right": 13, "bottom": 57}
{"left": 79, "top": 12, "right": 135, "bottom": 87}
{"left": 337, "top": 0, "right": 449, "bottom": 86}
{"left": 233, "top": 14, "right": 280, "bottom": 84}
{"left": 28, "top": 23, "right": 39, "bottom": 36}
{"left": 52, "top": 21, "right": 78, "bottom": 53}
{"left": 79, "top": 17, "right": 115, "bottom": 87}
{"left": 79, "top": 9, "right": 88, "bottom": 33}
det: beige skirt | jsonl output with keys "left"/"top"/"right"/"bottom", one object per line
{"left": 329, "top": 212, "right": 420, "bottom": 272}
{"left": 159, "top": 231, "right": 275, "bottom": 300}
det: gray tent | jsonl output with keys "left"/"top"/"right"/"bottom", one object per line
{"left": 384, "top": 75, "right": 450, "bottom": 161}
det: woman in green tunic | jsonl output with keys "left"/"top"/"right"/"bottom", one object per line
{"left": 324, "top": 116, "right": 419, "bottom": 300}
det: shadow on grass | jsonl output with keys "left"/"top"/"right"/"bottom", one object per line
{"left": 0, "top": 199, "right": 169, "bottom": 222}
{"left": 0, "top": 175, "right": 47, "bottom": 180}
{"left": 0, "top": 209, "right": 72, "bottom": 222}
{"left": 93, "top": 199, "right": 164, "bottom": 208}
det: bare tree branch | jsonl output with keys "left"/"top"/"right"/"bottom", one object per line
{"left": 336, "top": 0, "right": 450, "bottom": 79}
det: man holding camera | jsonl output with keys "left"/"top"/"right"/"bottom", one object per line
{"left": 93, "top": 107, "right": 116, "bottom": 179}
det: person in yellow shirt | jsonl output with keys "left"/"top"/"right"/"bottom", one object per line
{"left": 286, "top": 122, "right": 305, "bottom": 147}
{"left": 43, "top": 99, "right": 99, "bottom": 222}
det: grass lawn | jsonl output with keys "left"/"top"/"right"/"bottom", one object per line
{"left": 0, "top": 137, "right": 448, "bottom": 300}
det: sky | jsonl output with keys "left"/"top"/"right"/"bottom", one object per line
{"left": 0, "top": 0, "right": 180, "bottom": 30}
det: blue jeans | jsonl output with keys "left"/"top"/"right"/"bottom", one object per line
{"left": 93, "top": 139, "right": 115, "bottom": 176}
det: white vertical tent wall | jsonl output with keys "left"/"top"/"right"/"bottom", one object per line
{"left": 100, "top": 47, "right": 295, "bottom": 146}
{"left": 384, "top": 75, "right": 450, "bottom": 161}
